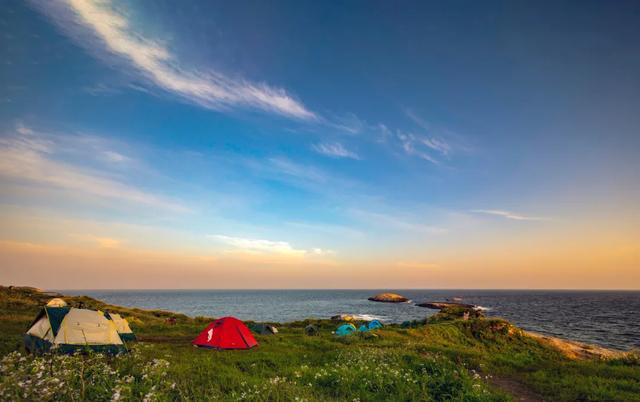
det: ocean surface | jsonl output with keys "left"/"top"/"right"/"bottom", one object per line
{"left": 62, "top": 289, "right": 640, "bottom": 351}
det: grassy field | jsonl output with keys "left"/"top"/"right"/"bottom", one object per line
{"left": 0, "top": 286, "right": 638, "bottom": 401}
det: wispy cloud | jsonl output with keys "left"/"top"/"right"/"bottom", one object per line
{"left": 404, "top": 109, "right": 431, "bottom": 131}
{"left": 312, "top": 142, "right": 360, "bottom": 159}
{"left": 233, "top": 154, "right": 362, "bottom": 199}
{"left": 350, "top": 209, "right": 446, "bottom": 234}
{"left": 102, "top": 150, "right": 129, "bottom": 163}
{"left": 398, "top": 109, "right": 471, "bottom": 163}
{"left": 82, "top": 82, "right": 122, "bottom": 96}
{"left": 210, "top": 234, "right": 332, "bottom": 257}
{"left": 396, "top": 131, "right": 442, "bottom": 164}
{"left": 421, "top": 137, "right": 451, "bottom": 156}
{"left": 72, "top": 234, "right": 123, "bottom": 248}
{"left": 324, "top": 112, "right": 365, "bottom": 134}
{"left": 266, "top": 157, "right": 328, "bottom": 183}
{"left": 0, "top": 125, "right": 187, "bottom": 212}
{"left": 34, "top": 0, "right": 315, "bottom": 120}
{"left": 285, "top": 221, "right": 363, "bottom": 239}
{"left": 472, "top": 209, "right": 548, "bottom": 221}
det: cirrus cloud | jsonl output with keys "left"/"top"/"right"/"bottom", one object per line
{"left": 33, "top": 0, "right": 316, "bottom": 120}
{"left": 0, "top": 124, "right": 187, "bottom": 212}
{"left": 472, "top": 209, "right": 548, "bottom": 221}
{"left": 312, "top": 142, "right": 360, "bottom": 160}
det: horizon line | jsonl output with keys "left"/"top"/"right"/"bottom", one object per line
{"left": 50, "top": 287, "right": 640, "bottom": 292}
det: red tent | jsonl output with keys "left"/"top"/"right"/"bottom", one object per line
{"left": 192, "top": 317, "right": 258, "bottom": 350}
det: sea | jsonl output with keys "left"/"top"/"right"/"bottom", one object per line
{"left": 62, "top": 289, "right": 640, "bottom": 351}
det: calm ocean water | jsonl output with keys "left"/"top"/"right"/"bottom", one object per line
{"left": 62, "top": 289, "right": 640, "bottom": 351}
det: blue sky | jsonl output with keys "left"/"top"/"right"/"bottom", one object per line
{"left": 0, "top": 0, "right": 639, "bottom": 288}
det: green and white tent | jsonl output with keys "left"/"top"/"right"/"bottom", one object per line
{"left": 24, "top": 299, "right": 126, "bottom": 354}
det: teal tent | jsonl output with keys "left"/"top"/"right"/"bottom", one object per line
{"left": 357, "top": 320, "right": 383, "bottom": 332}
{"left": 368, "top": 320, "right": 383, "bottom": 330}
{"left": 335, "top": 323, "right": 356, "bottom": 336}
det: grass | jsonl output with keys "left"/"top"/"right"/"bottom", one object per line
{"left": 0, "top": 285, "right": 638, "bottom": 401}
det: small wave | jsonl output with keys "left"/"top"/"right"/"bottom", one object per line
{"left": 351, "top": 314, "right": 387, "bottom": 321}
{"left": 474, "top": 305, "right": 491, "bottom": 311}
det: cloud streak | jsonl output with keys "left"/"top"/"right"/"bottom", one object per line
{"left": 396, "top": 131, "right": 442, "bottom": 164}
{"left": 0, "top": 125, "right": 187, "bottom": 212}
{"left": 350, "top": 209, "right": 446, "bottom": 234}
{"left": 35, "top": 0, "right": 315, "bottom": 120}
{"left": 312, "top": 142, "right": 360, "bottom": 159}
{"left": 397, "top": 109, "right": 470, "bottom": 163}
{"left": 210, "top": 234, "right": 332, "bottom": 257}
{"left": 472, "top": 209, "right": 548, "bottom": 221}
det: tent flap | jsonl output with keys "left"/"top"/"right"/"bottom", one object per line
{"left": 45, "top": 307, "right": 71, "bottom": 337}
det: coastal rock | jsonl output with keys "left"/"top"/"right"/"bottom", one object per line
{"left": 367, "top": 293, "right": 410, "bottom": 303}
{"left": 416, "top": 301, "right": 476, "bottom": 309}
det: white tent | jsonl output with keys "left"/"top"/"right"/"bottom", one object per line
{"left": 25, "top": 305, "right": 125, "bottom": 354}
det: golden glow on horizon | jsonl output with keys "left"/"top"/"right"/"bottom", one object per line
{"left": 1, "top": 230, "right": 638, "bottom": 289}
{"left": 1, "top": 203, "right": 639, "bottom": 289}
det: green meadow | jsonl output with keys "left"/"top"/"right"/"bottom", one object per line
{"left": 1, "top": 286, "right": 638, "bottom": 401}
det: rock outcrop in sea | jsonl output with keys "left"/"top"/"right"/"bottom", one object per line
{"left": 416, "top": 301, "right": 476, "bottom": 309}
{"left": 367, "top": 293, "right": 410, "bottom": 303}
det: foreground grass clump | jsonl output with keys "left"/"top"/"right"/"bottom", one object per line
{"left": 0, "top": 286, "right": 639, "bottom": 401}
{"left": 0, "top": 348, "right": 176, "bottom": 401}
{"left": 0, "top": 344, "right": 504, "bottom": 401}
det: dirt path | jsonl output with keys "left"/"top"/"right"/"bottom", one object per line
{"left": 487, "top": 375, "right": 545, "bottom": 402}
{"left": 137, "top": 336, "right": 192, "bottom": 344}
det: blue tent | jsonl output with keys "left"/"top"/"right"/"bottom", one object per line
{"left": 368, "top": 320, "right": 383, "bottom": 330}
{"left": 335, "top": 323, "right": 356, "bottom": 336}
{"left": 358, "top": 324, "right": 369, "bottom": 332}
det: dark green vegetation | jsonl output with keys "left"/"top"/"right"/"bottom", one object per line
{"left": 1, "top": 286, "right": 638, "bottom": 401}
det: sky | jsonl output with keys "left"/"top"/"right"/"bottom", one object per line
{"left": 0, "top": 0, "right": 638, "bottom": 289}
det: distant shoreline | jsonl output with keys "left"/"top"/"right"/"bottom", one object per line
{"left": 51, "top": 288, "right": 640, "bottom": 291}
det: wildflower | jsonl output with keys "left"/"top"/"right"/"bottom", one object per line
{"left": 111, "top": 388, "right": 122, "bottom": 401}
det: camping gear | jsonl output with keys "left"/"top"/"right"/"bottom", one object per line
{"left": 192, "top": 317, "right": 258, "bottom": 350}
{"left": 401, "top": 319, "right": 426, "bottom": 328}
{"left": 304, "top": 324, "right": 319, "bottom": 336}
{"left": 249, "top": 323, "right": 278, "bottom": 335}
{"left": 335, "top": 323, "right": 357, "bottom": 336}
{"left": 104, "top": 312, "right": 136, "bottom": 341}
{"left": 24, "top": 303, "right": 126, "bottom": 355}
{"left": 331, "top": 314, "right": 355, "bottom": 321}
{"left": 368, "top": 320, "right": 383, "bottom": 330}
{"left": 357, "top": 320, "right": 383, "bottom": 332}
